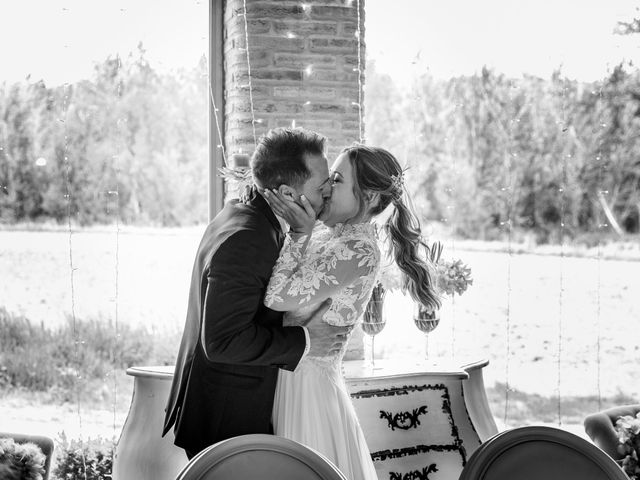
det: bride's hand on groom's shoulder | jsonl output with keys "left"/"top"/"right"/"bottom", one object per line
{"left": 262, "top": 189, "right": 316, "bottom": 235}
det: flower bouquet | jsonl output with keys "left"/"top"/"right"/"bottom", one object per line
{"left": 435, "top": 256, "right": 473, "bottom": 298}
{"left": 378, "top": 241, "right": 473, "bottom": 304}
{"left": 615, "top": 412, "right": 640, "bottom": 479}
{"left": 414, "top": 241, "right": 472, "bottom": 337}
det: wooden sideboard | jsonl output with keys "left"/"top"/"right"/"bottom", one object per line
{"left": 112, "top": 359, "right": 497, "bottom": 480}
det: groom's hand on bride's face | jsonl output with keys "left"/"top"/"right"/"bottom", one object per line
{"left": 263, "top": 188, "right": 316, "bottom": 235}
{"left": 303, "top": 299, "right": 353, "bottom": 356}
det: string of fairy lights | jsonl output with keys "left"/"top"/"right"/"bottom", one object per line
{"left": 502, "top": 80, "right": 515, "bottom": 426}
{"left": 595, "top": 78, "right": 607, "bottom": 412}
{"left": 209, "top": 82, "right": 228, "bottom": 167}
{"left": 354, "top": 0, "right": 364, "bottom": 143}
{"left": 111, "top": 57, "right": 123, "bottom": 440}
{"left": 557, "top": 77, "right": 568, "bottom": 426}
{"left": 240, "top": 0, "right": 258, "bottom": 148}
{"left": 503, "top": 220, "right": 512, "bottom": 427}
{"left": 62, "top": 79, "right": 89, "bottom": 478}
{"left": 408, "top": 59, "right": 426, "bottom": 356}
{"left": 448, "top": 100, "right": 457, "bottom": 360}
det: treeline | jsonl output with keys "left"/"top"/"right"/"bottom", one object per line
{"left": 366, "top": 62, "right": 640, "bottom": 242}
{"left": 0, "top": 47, "right": 209, "bottom": 226}
{"left": 1, "top": 48, "right": 639, "bottom": 238}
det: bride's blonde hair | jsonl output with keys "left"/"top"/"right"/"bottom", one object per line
{"left": 341, "top": 144, "right": 441, "bottom": 311}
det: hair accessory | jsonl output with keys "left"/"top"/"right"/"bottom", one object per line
{"left": 390, "top": 170, "right": 406, "bottom": 194}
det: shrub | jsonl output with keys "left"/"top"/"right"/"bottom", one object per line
{"left": 53, "top": 316, "right": 154, "bottom": 378}
{"left": 0, "top": 310, "right": 58, "bottom": 391}
{"left": 0, "top": 307, "right": 166, "bottom": 401}
{"left": 52, "top": 433, "right": 113, "bottom": 480}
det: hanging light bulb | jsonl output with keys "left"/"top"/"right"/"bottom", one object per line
{"left": 354, "top": 0, "right": 363, "bottom": 143}
{"left": 240, "top": 0, "right": 257, "bottom": 147}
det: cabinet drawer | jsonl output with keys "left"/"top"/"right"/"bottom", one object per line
{"left": 371, "top": 447, "right": 466, "bottom": 480}
{"left": 350, "top": 383, "right": 465, "bottom": 456}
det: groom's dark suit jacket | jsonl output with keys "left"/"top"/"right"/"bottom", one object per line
{"left": 162, "top": 188, "right": 306, "bottom": 455}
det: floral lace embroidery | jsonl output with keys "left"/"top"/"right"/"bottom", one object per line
{"left": 263, "top": 233, "right": 310, "bottom": 305}
{"left": 265, "top": 223, "right": 380, "bottom": 328}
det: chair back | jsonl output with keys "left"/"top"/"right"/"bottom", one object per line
{"left": 176, "top": 434, "right": 348, "bottom": 480}
{"left": 0, "top": 432, "right": 55, "bottom": 480}
{"left": 458, "top": 425, "right": 628, "bottom": 480}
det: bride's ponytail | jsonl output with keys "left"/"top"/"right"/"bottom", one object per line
{"left": 385, "top": 193, "right": 441, "bottom": 311}
{"left": 342, "top": 145, "right": 441, "bottom": 311}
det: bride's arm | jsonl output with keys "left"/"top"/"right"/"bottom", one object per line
{"left": 265, "top": 235, "right": 378, "bottom": 311}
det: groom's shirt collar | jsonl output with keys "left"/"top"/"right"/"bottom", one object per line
{"left": 275, "top": 215, "right": 289, "bottom": 235}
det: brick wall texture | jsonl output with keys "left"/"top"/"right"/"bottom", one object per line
{"left": 223, "top": 0, "right": 366, "bottom": 162}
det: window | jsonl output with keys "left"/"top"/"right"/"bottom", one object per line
{"left": 0, "top": 0, "right": 211, "bottom": 441}
{"left": 365, "top": 0, "right": 640, "bottom": 428}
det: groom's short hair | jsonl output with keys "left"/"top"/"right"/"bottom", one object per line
{"left": 251, "top": 127, "right": 326, "bottom": 189}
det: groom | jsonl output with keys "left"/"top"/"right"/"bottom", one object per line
{"left": 162, "top": 127, "right": 351, "bottom": 459}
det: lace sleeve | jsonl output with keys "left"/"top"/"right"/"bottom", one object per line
{"left": 265, "top": 233, "right": 379, "bottom": 311}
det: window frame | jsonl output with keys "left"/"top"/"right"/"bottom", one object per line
{"left": 209, "top": 0, "right": 225, "bottom": 220}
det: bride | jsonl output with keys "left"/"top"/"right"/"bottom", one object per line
{"left": 262, "top": 144, "right": 441, "bottom": 480}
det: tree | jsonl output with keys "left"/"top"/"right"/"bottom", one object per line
{"left": 0, "top": 81, "right": 51, "bottom": 221}
{"left": 0, "top": 45, "right": 209, "bottom": 226}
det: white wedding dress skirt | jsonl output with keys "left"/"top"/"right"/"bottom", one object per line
{"left": 266, "top": 223, "right": 381, "bottom": 480}
{"left": 273, "top": 356, "right": 378, "bottom": 480}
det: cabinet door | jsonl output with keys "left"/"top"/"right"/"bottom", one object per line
{"left": 350, "top": 383, "right": 461, "bottom": 453}
{"left": 348, "top": 376, "right": 479, "bottom": 480}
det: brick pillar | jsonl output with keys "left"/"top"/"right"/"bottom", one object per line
{"left": 223, "top": 0, "right": 366, "bottom": 360}
{"left": 223, "top": 0, "right": 365, "bottom": 161}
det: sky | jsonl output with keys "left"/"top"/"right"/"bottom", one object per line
{"left": 0, "top": 0, "right": 638, "bottom": 86}
{"left": 0, "top": 0, "right": 208, "bottom": 86}
{"left": 366, "top": 0, "right": 640, "bottom": 84}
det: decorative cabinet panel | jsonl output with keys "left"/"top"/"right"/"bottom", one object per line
{"left": 345, "top": 360, "right": 496, "bottom": 480}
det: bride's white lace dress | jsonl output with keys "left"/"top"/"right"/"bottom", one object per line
{"left": 265, "top": 222, "right": 380, "bottom": 480}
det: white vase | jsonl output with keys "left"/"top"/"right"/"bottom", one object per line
{"left": 112, "top": 367, "right": 188, "bottom": 480}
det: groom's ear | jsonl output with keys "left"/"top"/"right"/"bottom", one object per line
{"left": 277, "top": 184, "right": 298, "bottom": 201}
